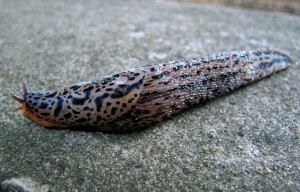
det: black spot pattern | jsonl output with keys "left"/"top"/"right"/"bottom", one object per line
{"left": 95, "top": 93, "right": 109, "bottom": 112}
{"left": 72, "top": 86, "right": 93, "bottom": 105}
{"left": 54, "top": 97, "right": 63, "bottom": 117}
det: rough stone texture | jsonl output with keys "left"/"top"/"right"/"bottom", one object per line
{"left": 1, "top": 177, "right": 49, "bottom": 192}
{"left": 0, "top": 0, "right": 299, "bottom": 191}
{"left": 170, "top": 0, "right": 300, "bottom": 16}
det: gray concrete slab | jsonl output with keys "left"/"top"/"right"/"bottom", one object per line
{"left": 0, "top": 0, "right": 299, "bottom": 191}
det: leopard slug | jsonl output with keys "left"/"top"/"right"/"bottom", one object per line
{"left": 11, "top": 48, "right": 291, "bottom": 132}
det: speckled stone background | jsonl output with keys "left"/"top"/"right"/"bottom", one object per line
{"left": 0, "top": 0, "right": 299, "bottom": 191}
{"left": 171, "top": 0, "right": 300, "bottom": 16}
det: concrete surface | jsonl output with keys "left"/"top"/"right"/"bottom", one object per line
{"left": 169, "top": 0, "right": 300, "bottom": 16}
{"left": 0, "top": 0, "right": 299, "bottom": 191}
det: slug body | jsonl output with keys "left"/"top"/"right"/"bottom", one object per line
{"left": 11, "top": 48, "right": 291, "bottom": 132}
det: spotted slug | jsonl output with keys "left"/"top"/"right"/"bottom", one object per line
{"left": 11, "top": 48, "right": 291, "bottom": 132}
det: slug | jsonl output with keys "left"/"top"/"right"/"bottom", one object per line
{"left": 11, "top": 48, "right": 291, "bottom": 132}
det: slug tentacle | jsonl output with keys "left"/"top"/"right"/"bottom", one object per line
{"left": 11, "top": 80, "right": 28, "bottom": 104}
{"left": 11, "top": 48, "right": 291, "bottom": 132}
{"left": 11, "top": 93, "right": 25, "bottom": 104}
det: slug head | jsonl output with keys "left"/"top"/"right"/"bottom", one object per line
{"left": 11, "top": 80, "right": 68, "bottom": 128}
{"left": 10, "top": 69, "right": 146, "bottom": 131}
